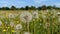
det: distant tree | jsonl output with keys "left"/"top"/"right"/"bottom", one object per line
{"left": 29, "top": 6, "right": 36, "bottom": 10}
{"left": 41, "top": 5, "right": 47, "bottom": 10}
{"left": 10, "top": 6, "right": 16, "bottom": 10}
{"left": 25, "top": 6, "right": 29, "bottom": 10}
{"left": 52, "top": 5, "right": 56, "bottom": 9}
{"left": 37, "top": 7, "right": 41, "bottom": 10}
{"left": 0, "top": 5, "right": 60, "bottom": 10}
{"left": 0, "top": 7, "right": 10, "bottom": 10}
{"left": 20, "top": 7, "right": 25, "bottom": 10}
{"left": 47, "top": 6, "right": 52, "bottom": 9}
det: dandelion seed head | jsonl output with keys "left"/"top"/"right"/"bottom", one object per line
{"left": 16, "top": 24, "right": 22, "bottom": 30}
{"left": 0, "top": 21, "right": 2, "bottom": 26}
{"left": 46, "top": 10, "right": 49, "bottom": 12}
{"left": 10, "top": 21, "right": 15, "bottom": 27}
{"left": 32, "top": 11, "right": 39, "bottom": 19}
{"left": 52, "top": 14, "right": 56, "bottom": 18}
{"left": 44, "top": 23, "right": 50, "bottom": 29}
{"left": 20, "top": 11, "right": 32, "bottom": 23}
{"left": 0, "top": 15, "right": 5, "bottom": 19}
{"left": 58, "top": 18, "right": 60, "bottom": 22}
{"left": 57, "top": 12, "right": 60, "bottom": 16}
{"left": 8, "top": 13, "right": 15, "bottom": 18}
{"left": 24, "top": 32, "right": 30, "bottom": 34}
{"left": 42, "top": 15, "right": 46, "bottom": 18}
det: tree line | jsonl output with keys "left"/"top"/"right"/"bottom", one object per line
{"left": 0, "top": 5, "right": 60, "bottom": 10}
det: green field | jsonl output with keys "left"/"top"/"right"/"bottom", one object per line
{"left": 0, "top": 9, "right": 60, "bottom": 34}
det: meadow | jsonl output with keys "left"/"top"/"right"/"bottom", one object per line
{"left": 0, "top": 9, "right": 60, "bottom": 34}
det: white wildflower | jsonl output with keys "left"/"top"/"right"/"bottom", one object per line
{"left": 16, "top": 24, "right": 22, "bottom": 30}
{"left": 24, "top": 32, "right": 30, "bottom": 34}
{"left": 57, "top": 12, "right": 60, "bottom": 16}
{"left": 0, "top": 21, "right": 2, "bottom": 26}
{"left": 20, "top": 11, "right": 32, "bottom": 23}
{"left": 52, "top": 9, "right": 56, "bottom": 13}
{"left": 32, "top": 11, "right": 39, "bottom": 19}
{"left": 10, "top": 21, "right": 15, "bottom": 27}
{"left": 58, "top": 18, "right": 60, "bottom": 22}
{"left": 8, "top": 13, "right": 15, "bottom": 18}
{"left": 46, "top": 10, "right": 49, "bottom": 12}
{"left": 44, "top": 23, "right": 50, "bottom": 29}
{"left": 52, "top": 15, "right": 56, "bottom": 18}
{"left": 0, "top": 15, "right": 5, "bottom": 19}
{"left": 42, "top": 15, "right": 46, "bottom": 18}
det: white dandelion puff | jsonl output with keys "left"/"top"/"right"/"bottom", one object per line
{"left": 0, "top": 21, "right": 2, "bottom": 26}
{"left": 52, "top": 13, "right": 57, "bottom": 18}
{"left": 46, "top": 10, "right": 49, "bottom": 12}
{"left": 16, "top": 24, "right": 22, "bottom": 30}
{"left": 44, "top": 23, "right": 50, "bottom": 29}
{"left": 24, "top": 32, "right": 30, "bottom": 34}
{"left": 32, "top": 11, "right": 39, "bottom": 19}
{"left": 42, "top": 15, "right": 46, "bottom": 18}
{"left": 52, "top": 9, "right": 56, "bottom": 13}
{"left": 10, "top": 21, "right": 15, "bottom": 27}
{"left": 20, "top": 11, "right": 32, "bottom": 23}
{"left": 0, "top": 15, "right": 5, "bottom": 19}
{"left": 58, "top": 18, "right": 60, "bottom": 22}
{"left": 57, "top": 12, "right": 60, "bottom": 14}
{"left": 52, "top": 15, "right": 56, "bottom": 18}
{"left": 57, "top": 12, "right": 60, "bottom": 16}
{"left": 8, "top": 13, "right": 15, "bottom": 18}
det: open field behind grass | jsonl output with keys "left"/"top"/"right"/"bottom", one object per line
{"left": 0, "top": 10, "right": 60, "bottom": 34}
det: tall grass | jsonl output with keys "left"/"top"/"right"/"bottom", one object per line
{"left": 0, "top": 10, "right": 60, "bottom": 34}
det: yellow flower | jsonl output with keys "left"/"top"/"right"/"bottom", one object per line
{"left": 6, "top": 26, "right": 10, "bottom": 28}
{"left": 17, "top": 21, "right": 19, "bottom": 23}
{"left": 3, "top": 29, "right": 6, "bottom": 32}
{"left": 7, "top": 27, "right": 10, "bottom": 29}
{"left": 33, "top": 19, "right": 35, "bottom": 21}
{"left": 12, "top": 30, "right": 15, "bottom": 32}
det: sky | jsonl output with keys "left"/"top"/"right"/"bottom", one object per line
{"left": 0, "top": 0, "right": 60, "bottom": 8}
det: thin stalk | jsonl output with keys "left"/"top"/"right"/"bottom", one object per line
{"left": 33, "top": 19, "right": 35, "bottom": 34}
{"left": 16, "top": 30, "right": 20, "bottom": 34}
{"left": 27, "top": 23, "right": 29, "bottom": 32}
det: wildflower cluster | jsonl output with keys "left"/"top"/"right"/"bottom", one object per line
{"left": 0, "top": 9, "right": 59, "bottom": 34}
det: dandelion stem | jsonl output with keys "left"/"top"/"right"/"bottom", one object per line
{"left": 27, "top": 23, "right": 29, "bottom": 32}
{"left": 16, "top": 30, "right": 20, "bottom": 34}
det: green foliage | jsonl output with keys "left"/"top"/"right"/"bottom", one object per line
{"left": 0, "top": 5, "right": 60, "bottom": 10}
